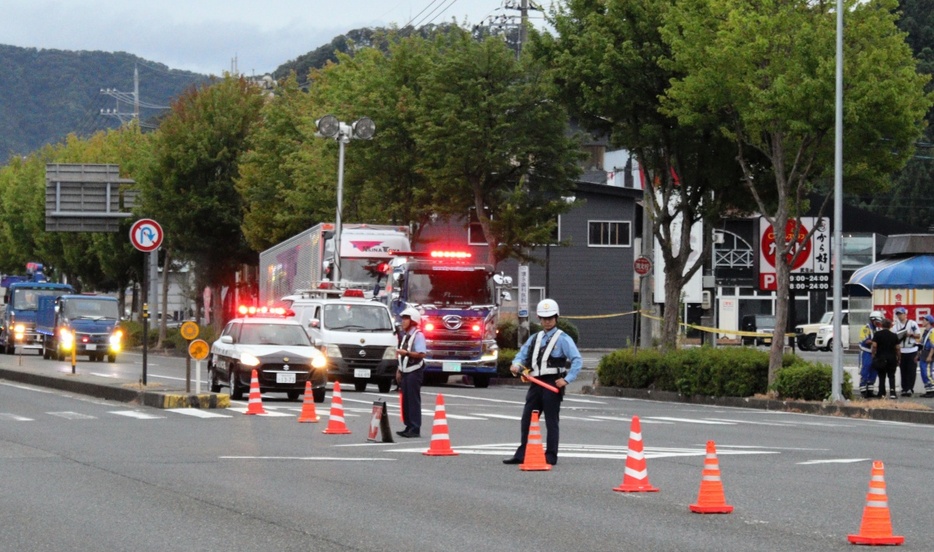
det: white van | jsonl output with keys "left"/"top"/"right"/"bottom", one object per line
{"left": 282, "top": 290, "right": 398, "bottom": 393}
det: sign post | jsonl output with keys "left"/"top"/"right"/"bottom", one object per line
{"left": 130, "top": 219, "right": 164, "bottom": 386}
{"left": 633, "top": 257, "right": 652, "bottom": 351}
{"left": 188, "top": 338, "right": 210, "bottom": 394}
{"left": 180, "top": 321, "right": 200, "bottom": 393}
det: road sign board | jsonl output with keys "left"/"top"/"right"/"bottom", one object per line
{"left": 634, "top": 256, "right": 652, "bottom": 276}
{"left": 179, "top": 321, "right": 199, "bottom": 341}
{"left": 188, "top": 339, "right": 209, "bottom": 361}
{"left": 130, "top": 219, "right": 163, "bottom": 252}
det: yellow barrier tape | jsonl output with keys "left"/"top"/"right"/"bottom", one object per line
{"left": 563, "top": 309, "right": 793, "bottom": 338}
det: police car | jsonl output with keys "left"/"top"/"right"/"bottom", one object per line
{"left": 208, "top": 307, "right": 328, "bottom": 402}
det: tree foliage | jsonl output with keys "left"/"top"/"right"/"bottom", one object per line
{"left": 661, "top": 0, "right": 932, "bottom": 380}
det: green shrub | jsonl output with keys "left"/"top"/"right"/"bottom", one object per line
{"left": 497, "top": 348, "right": 517, "bottom": 377}
{"left": 772, "top": 361, "right": 853, "bottom": 401}
{"left": 496, "top": 318, "right": 580, "bottom": 350}
{"left": 121, "top": 321, "right": 216, "bottom": 351}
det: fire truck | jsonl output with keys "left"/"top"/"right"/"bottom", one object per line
{"left": 258, "top": 223, "right": 410, "bottom": 305}
{"left": 387, "top": 250, "right": 504, "bottom": 388}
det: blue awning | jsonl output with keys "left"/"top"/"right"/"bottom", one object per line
{"left": 847, "top": 255, "right": 934, "bottom": 295}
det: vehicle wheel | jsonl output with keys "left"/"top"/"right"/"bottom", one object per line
{"left": 42, "top": 344, "right": 50, "bottom": 360}
{"left": 287, "top": 390, "right": 301, "bottom": 401}
{"left": 377, "top": 380, "right": 392, "bottom": 393}
{"left": 208, "top": 366, "right": 221, "bottom": 393}
{"left": 107, "top": 354, "right": 116, "bottom": 363}
{"left": 313, "top": 386, "right": 326, "bottom": 404}
{"left": 822, "top": 338, "right": 832, "bottom": 352}
{"left": 354, "top": 380, "right": 367, "bottom": 392}
{"left": 228, "top": 370, "right": 244, "bottom": 400}
{"left": 798, "top": 334, "right": 816, "bottom": 351}
{"left": 473, "top": 375, "right": 490, "bottom": 388}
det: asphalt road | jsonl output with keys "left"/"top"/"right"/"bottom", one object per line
{"left": 1, "top": 349, "right": 932, "bottom": 551}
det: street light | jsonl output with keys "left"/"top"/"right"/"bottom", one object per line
{"left": 314, "top": 114, "right": 375, "bottom": 283}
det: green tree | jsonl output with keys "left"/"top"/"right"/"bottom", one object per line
{"left": 662, "top": 0, "right": 932, "bottom": 382}
{"left": 534, "top": 0, "right": 754, "bottom": 350}
{"left": 415, "top": 29, "right": 582, "bottom": 265}
{"left": 141, "top": 75, "right": 265, "bottom": 332}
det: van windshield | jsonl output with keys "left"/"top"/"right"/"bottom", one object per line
{"left": 818, "top": 312, "right": 833, "bottom": 324}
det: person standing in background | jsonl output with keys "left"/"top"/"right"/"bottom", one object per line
{"left": 858, "top": 311, "right": 884, "bottom": 398}
{"left": 893, "top": 307, "right": 921, "bottom": 397}
{"left": 872, "top": 318, "right": 901, "bottom": 399}
{"left": 919, "top": 314, "right": 934, "bottom": 398}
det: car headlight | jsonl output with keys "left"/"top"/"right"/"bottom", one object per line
{"left": 326, "top": 343, "right": 342, "bottom": 358}
{"left": 382, "top": 347, "right": 396, "bottom": 360}
{"left": 240, "top": 352, "right": 261, "bottom": 367}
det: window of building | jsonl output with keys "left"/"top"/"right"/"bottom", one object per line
{"left": 588, "top": 221, "right": 630, "bottom": 247}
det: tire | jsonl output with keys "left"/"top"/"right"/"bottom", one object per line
{"left": 228, "top": 370, "right": 244, "bottom": 400}
{"left": 797, "top": 334, "right": 816, "bottom": 352}
{"left": 107, "top": 354, "right": 116, "bottom": 363}
{"left": 822, "top": 338, "right": 832, "bottom": 352}
{"left": 313, "top": 386, "right": 326, "bottom": 404}
{"left": 42, "top": 342, "right": 51, "bottom": 360}
{"left": 287, "top": 390, "right": 301, "bottom": 401}
{"left": 208, "top": 366, "right": 221, "bottom": 393}
{"left": 473, "top": 375, "right": 490, "bottom": 388}
{"left": 354, "top": 380, "right": 367, "bottom": 392}
{"left": 377, "top": 380, "right": 392, "bottom": 393}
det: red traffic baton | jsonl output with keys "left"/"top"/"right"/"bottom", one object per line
{"left": 523, "top": 373, "right": 560, "bottom": 393}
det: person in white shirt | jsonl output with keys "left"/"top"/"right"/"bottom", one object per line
{"left": 893, "top": 307, "right": 921, "bottom": 397}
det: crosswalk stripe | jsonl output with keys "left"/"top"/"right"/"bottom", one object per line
{"left": 48, "top": 411, "right": 96, "bottom": 420}
{"left": 166, "top": 408, "right": 232, "bottom": 418}
{"left": 226, "top": 407, "right": 294, "bottom": 417}
{"left": 0, "top": 413, "right": 34, "bottom": 421}
{"left": 110, "top": 411, "right": 165, "bottom": 420}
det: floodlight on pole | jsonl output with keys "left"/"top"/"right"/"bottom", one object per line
{"left": 314, "top": 115, "right": 376, "bottom": 285}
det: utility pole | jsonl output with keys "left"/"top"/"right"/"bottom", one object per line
{"left": 100, "top": 65, "right": 167, "bottom": 129}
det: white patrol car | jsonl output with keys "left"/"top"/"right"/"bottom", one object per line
{"left": 282, "top": 288, "right": 398, "bottom": 393}
{"left": 208, "top": 307, "right": 328, "bottom": 402}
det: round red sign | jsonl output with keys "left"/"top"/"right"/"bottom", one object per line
{"left": 129, "top": 219, "right": 163, "bottom": 253}
{"left": 761, "top": 220, "right": 811, "bottom": 271}
{"left": 634, "top": 256, "right": 652, "bottom": 276}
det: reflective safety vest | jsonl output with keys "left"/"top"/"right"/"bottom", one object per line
{"left": 859, "top": 324, "right": 876, "bottom": 353}
{"left": 530, "top": 329, "right": 568, "bottom": 377}
{"left": 399, "top": 329, "right": 424, "bottom": 373}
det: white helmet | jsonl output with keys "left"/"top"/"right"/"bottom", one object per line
{"left": 400, "top": 307, "right": 421, "bottom": 324}
{"left": 869, "top": 310, "right": 884, "bottom": 322}
{"left": 537, "top": 299, "right": 559, "bottom": 318}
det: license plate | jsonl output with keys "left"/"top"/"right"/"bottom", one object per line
{"left": 442, "top": 362, "right": 461, "bottom": 373}
{"left": 354, "top": 369, "right": 371, "bottom": 378}
{"left": 276, "top": 373, "right": 296, "bottom": 384}
{"left": 86, "top": 344, "right": 97, "bottom": 351}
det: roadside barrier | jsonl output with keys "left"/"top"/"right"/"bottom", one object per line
{"left": 244, "top": 369, "right": 266, "bottom": 415}
{"left": 519, "top": 411, "right": 551, "bottom": 471}
{"left": 689, "top": 440, "right": 733, "bottom": 514}
{"left": 297, "top": 381, "right": 319, "bottom": 423}
{"left": 848, "top": 461, "right": 904, "bottom": 545}
{"left": 423, "top": 394, "right": 458, "bottom": 457}
{"left": 613, "top": 416, "right": 659, "bottom": 492}
{"left": 322, "top": 381, "right": 352, "bottom": 434}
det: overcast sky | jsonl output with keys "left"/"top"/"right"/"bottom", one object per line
{"left": 2, "top": 0, "right": 552, "bottom": 75}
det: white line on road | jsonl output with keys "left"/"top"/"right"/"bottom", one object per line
{"left": 220, "top": 456, "right": 395, "bottom": 461}
{"left": 48, "top": 411, "right": 96, "bottom": 420}
{"left": 166, "top": 408, "right": 232, "bottom": 418}
{"left": 0, "top": 413, "right": 33, "bottom": 421}
{"left": 646, "top": 417, "right": 736, "bottom": 425}
{"left": 797, "top": 458, "right": 871, "bottom": 465}
{"left": 110, "top": 410, "right": 165, "bottom": 420}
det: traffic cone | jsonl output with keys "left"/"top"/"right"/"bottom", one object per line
{"left": 297, "top": 381, "right": 319, "bottom": 423}
{"left": 399, "top": 391, "right": 405, "bottom": 424}
{"left": 848, "top": 461, "right": 904, "bottom": 545}
{"left": 689, "top": 440, "right": 733, "bottom": 513}
{"left": 520, "top": 411, "right": 552, "bottom": 471}
{"left": 423, "top": 394, "right": 458, "bottom": 456}
{"left": 322, "top": 381, "right": 351, "bottom": 434}
{"left": 613, "top": 416, "right": 659, "bottom": 492}
{"left": 244, "top": 369, "right": 266, "bottom": 415}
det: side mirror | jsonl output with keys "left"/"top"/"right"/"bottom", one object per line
{"left": 500, "top": 291, "right": 512, "bottom": 302}
{"left": 220, "top": 335, "right": 234, "bottom": 344}
{"left": 309, "top": 319, "right": 321, "bottom": 329}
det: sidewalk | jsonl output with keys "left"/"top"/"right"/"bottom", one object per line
{"left": 0, "top": 354, "right": 227, "bottom": 409}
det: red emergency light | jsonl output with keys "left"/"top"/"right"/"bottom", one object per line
{"left": 343, "top": 289, "right": 365, "bottom": 298}
{"left": 237, "top": 305, "right": 290, "bottom": 317}
{"left": 430, "top": 250, "right": 472, "bottom": 259}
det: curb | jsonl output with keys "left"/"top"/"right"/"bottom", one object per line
{"left": 581, "top": 385, "right": 934, "bottom": 425}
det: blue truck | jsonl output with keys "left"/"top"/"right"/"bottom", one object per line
{"left": 1, "top": 280, "right": 74, "bottom": 354}
{"left": 36, "top": 294, "right": 123, "bottom": 362}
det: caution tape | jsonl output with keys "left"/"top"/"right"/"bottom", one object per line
{"left": 562, "top": 309, "right": 793, "bottom": 338}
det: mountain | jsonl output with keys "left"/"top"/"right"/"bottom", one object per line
{"left": 0, "top": 44, "right": 209, "bottom": 160}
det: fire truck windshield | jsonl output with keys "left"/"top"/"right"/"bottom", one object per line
{"left": 406, "top": 269, "right": 493, "bottom": 307}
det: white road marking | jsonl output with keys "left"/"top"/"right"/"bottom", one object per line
{"left": 386, "top": 443, "right": 780, "bottom": 460}
{"left": 110, "top": 410, "right": 165, "bottom": 420}
{"left": 166, "top": 408, "right": 232, "bottom": 418}
{"left": 225, "top": 407, "right": 294, "bottom": 417}
{"left": 480, "top": 414, "right": 522, "bottom": 421}
{"left": 48, "top": 411, "right": 96, "bottom": 420}
{"left": 220, "top": 456, "right": 395, "bottom": 461}
{"left": 563, "top": 397, "right": 608, "bottom": 404}
{"left": 0, "top": 413, "right": 33, "bottom": 421}
{"left": 646, "top": 416, "right": 736, "bottom": 425}
{"left": 797, "top": 458, "right": 871, "bottom": 465}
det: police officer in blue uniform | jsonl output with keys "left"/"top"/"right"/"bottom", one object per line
{"left": 858, "top": 311, "right": 884, "bottom": 398}
{"left": 395, "top": 307, "right": 427, "bottom": 438}
{"left": 503, "top": 299, "right": 583, "bottom": 466}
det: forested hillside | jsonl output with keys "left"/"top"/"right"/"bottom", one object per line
{"left": 0, "top": 44, "right": 207, "bottom": 159}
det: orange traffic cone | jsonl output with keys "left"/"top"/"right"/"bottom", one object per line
{"left": 322, "top": 381, "right": 351, "bottom": 434}
{"left": 399, "top": 391, "right": 405, "bottom": 424}
{"left": 244, "top": 369, "right": 266, "bottom": 415}
{"left": 297, "top": 381, "right": 319, "bottom": 423}
{"left": 689, "top": 440, "right": 733, "bottom": 513}
{"left": 423, "top": 394, "right": 458, "bottom": 457}
{"left": 520, "top": 411, "right": 552, "bottom": 471}
{"left": 613, "top": 416, "right": 659, "bottom": 492}
{"left": 848, "top": 461, "right": 904, "bottom": 545}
